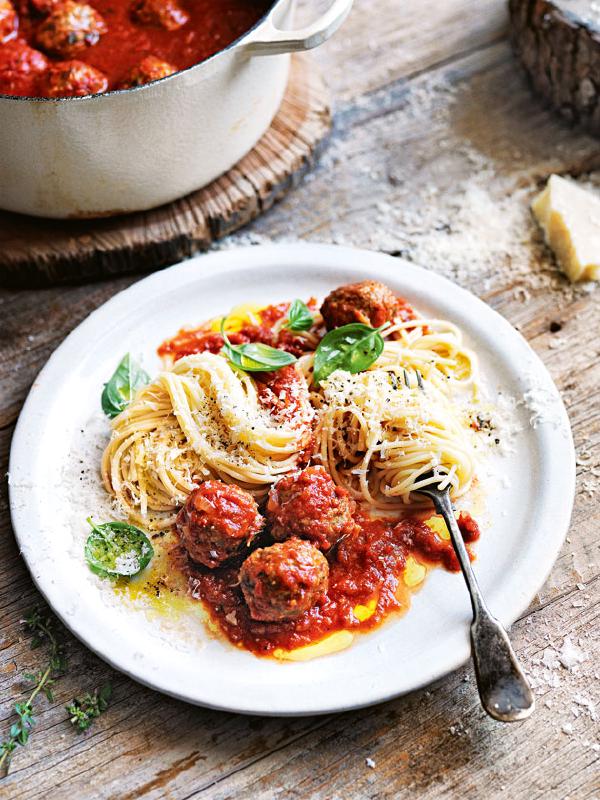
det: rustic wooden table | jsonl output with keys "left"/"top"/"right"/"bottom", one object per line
{"left": 1, "top": 1, "right": 599, "bottom": 797}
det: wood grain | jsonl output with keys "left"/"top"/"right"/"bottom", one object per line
{"left": 1, "top": 1, "right": 599, "bottom": 798}
{"left": 0, "top": 54, "right": 330, "bottom": 287}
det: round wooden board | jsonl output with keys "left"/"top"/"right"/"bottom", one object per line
{"left": 0, "top": 54, "right": 331, "bottom": 288}
{"left": 510, "top": 0, "right": 600, "bottom": 136}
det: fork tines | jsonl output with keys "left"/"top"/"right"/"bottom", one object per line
{"left": 402, "top": 368, "right": 425, "bottom": 390}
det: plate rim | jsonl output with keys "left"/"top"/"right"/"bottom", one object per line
{"left": 8, "top": 243, "right": 576, "bottom": 716}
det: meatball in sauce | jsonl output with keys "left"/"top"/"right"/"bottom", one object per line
{"left": 267, "top": 466, "right": 358, "bottom": 552}
{"left": 0, "top": 39, "right": 48, "bottom": 95}
{"left": 35, "top": 0, "right": 107, "bottom": 57}
{"left": 45, "top": 57, "right": 106, "bottom": 95}
{"left": 0, "top": 0, "right": 274, "bottom": 97}
{"left": 239, "top": 538, "right": 329, "bottom": 622}
{"left": 320, "top": 279, "right": 417, "bottom": 331}
{"left": 130, "top": 0, "right": 188, "bottom": 30}
{"left": 120, "top": 54, "right": 175, "bottom": 87}
{"left": 176, "top": 481, "right": 263, "bottom": 569}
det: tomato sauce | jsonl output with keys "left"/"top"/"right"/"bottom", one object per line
{"left": 1, "top": 0, "right": 272, "bottom": 97}
{"left": 159, "top": 291, "right": 477, "bottom": 657}
{"left": 175, "top": 510, "right": 480, "bottom": 657}
{"left": 254, "top": 364, "right": 314, "bottom": 430}
{"left": 158, "top": 299, "right": 321, "bottom": 362}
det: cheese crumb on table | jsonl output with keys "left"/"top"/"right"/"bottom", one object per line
{"left": 531, "top": 174, "right": 600, "bottom": 282}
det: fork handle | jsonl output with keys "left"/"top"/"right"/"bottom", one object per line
{"left": 429, "top": 491, "right": 535, "bottom": 722}
{"left": 469, "top": 607, "right": 535, "bottom": 722}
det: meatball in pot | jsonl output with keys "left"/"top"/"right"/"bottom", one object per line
{"left": 120, "top": 55, "right": 176, "bottom": 89}
{"left": 35, "top": 0, "right": 107, "bottom": 58}
{"left": 130, "top": 0, "right": 188, "bottom": 30}
{"left": 267, "top": 466, "right": 358, "bottom": 552}
{"left": 45, "top": 59, "right": 107, "bottom": 97}
{"left": 0, "top": 40, "right": 48, "bottom": 96}
{"left": 176, "top": 481, "right": 263, "bottom": 569}
{"left": 240, "top": 538, "right": 329, "bottom": 622}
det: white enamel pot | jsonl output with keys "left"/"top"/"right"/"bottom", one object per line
{"left": 0, "top": 0, "right": 352, "bottom": 219}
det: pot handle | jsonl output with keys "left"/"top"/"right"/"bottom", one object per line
{"left": 245, "top": 0, "right": 353, "bottom": 56}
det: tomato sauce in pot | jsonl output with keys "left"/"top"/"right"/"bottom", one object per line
{"left": 0, "top": 0, "right": 273, "bottom": 97}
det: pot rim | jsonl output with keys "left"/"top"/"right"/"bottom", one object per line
{"left": 0, "top": 0, "right": 280, "bottom": 104}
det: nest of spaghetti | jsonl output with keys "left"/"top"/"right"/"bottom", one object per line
{"left": 101, "top": 297, "right": 478, "bottom": 531}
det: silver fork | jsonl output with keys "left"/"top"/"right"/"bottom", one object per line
{"left": 416, "top": 471, "right": 535, "bottom": 722}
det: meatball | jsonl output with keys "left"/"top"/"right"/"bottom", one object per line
{"left": 120, "top": 55, "right": 176, "bottom": 88}
{"left": 45, "top": 59, "right": 107, "bottom": 96}
{"left": 267, "top": 466, "right": 357, "bottom": 551}
{"left": 0, "top": 40, "right": 48, "bottom": 95}
{"left": 176, "top": 481, "right": 263, "bottom": 568}
{"left": 35, "top": 1, "right": 107, "bottom": 58}
{"left": 0, "top": 0, "right": 18, "bottom": 43}
{"left": 321, "top": 280, "right": 400, "bottom": 330}
{"left": 130, "top": 0, "right": 188, "bottom": 31}
{"left": 239, "top": 538, "right": 329, "bottom": 622}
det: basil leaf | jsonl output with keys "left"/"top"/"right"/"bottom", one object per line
{"left": 285, "top": 299, "right": 313, "bottom": 332}
{"left": 220, "top": 319, "right": 296, "bottom": 372}
{"left": 313, "top": 323, "right": 386, "bottom": 386}
{"left": 101, "top": 354, "right": 149, "bottom": 419}
{"left": 85, "top": 518, "right": 154, "bottom": 578}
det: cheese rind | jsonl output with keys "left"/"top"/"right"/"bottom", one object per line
{"left": 531, "top": 174, "right": 600, "bottom": 282}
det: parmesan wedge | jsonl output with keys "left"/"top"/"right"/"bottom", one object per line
{"left": 532, "top": 174, "right": 600, "bottom": 282}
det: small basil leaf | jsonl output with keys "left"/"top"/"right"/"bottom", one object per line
{"left": 101, "top": 354, "right": 149, "bottom": 419}
{"left": 220, "top": 318, "right": 296, "bottom": 372}
{"left": 85, "top": 518, "right": 154, "bottom": 578}
{"left": 313, "top": 323, "right": 386, "bottom": 386}
{"left": 285, "top": 299, "right": 314, "bottom": 332}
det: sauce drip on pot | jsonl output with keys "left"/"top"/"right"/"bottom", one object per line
{"left": 0, "top": 0, "right": 273, "bottom": 97}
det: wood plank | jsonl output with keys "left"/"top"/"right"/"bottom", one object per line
{"left": 173, "top": 582, "right": 600, "bottom": 800}
{"left": 0, "top": 278, "right": 136, "bottom": 428}
{"left": 305, "top": 0, "right": 509, "bottom": 100}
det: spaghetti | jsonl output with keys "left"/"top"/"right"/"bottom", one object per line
{"left": 299, "top": 315, "right": 478, "bottom": 508}
{"left": 102, "top": 352, "right": 314, "bottom": 530}
{"left": 314, "top": 367, "right": 475, "bottom": 508}
{"left": 101, "top": 294, "right": 479, "bottom": 527}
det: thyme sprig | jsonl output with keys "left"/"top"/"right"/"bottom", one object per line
{"left": 1, "top": 610, "right": 114, "bottom": 775}
{"left": 0, "top": 609, "right": 67, "bottom": 774}
{"left": 67, "top": 684, "right": 112, "bottom": 732}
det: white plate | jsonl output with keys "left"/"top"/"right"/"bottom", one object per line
{"left": 9, "top": 244, "right": 575, "bottom": 716}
